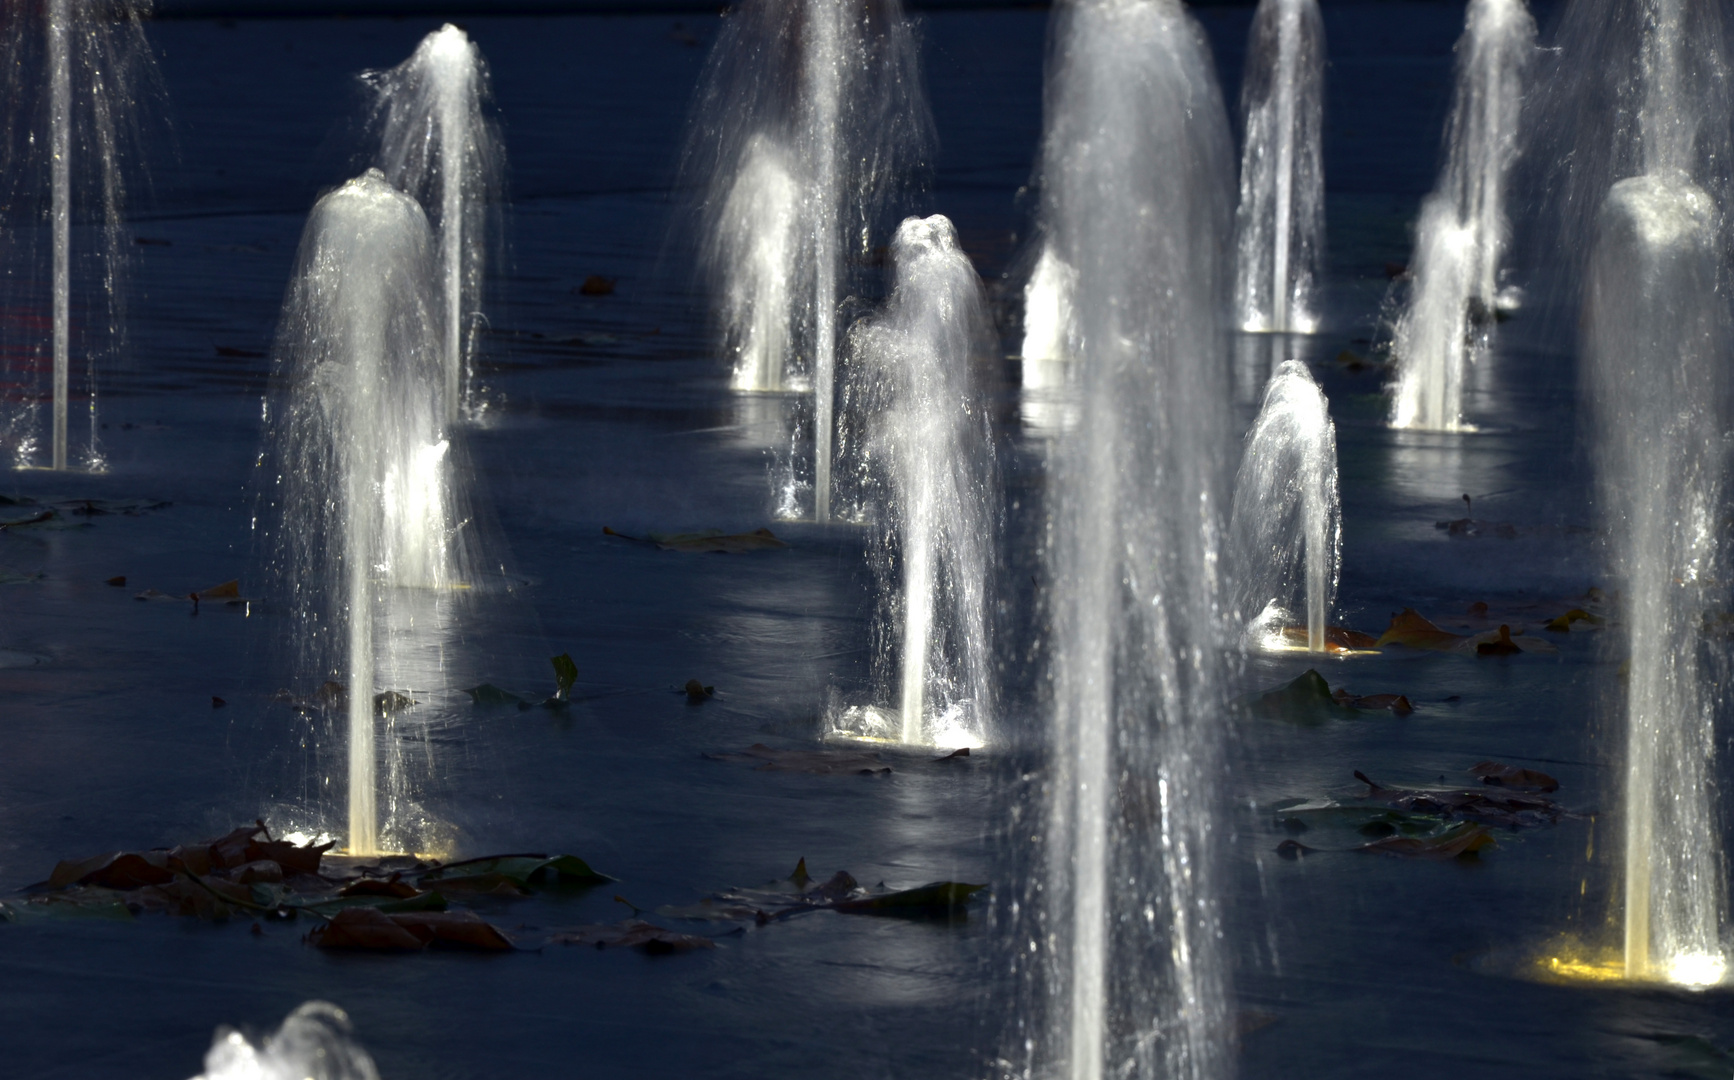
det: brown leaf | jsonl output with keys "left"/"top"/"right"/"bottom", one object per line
{"left": 653, "top": 528, "right": 788, "bottom": 554}
{"left": 1358, "top": 822, "right": 1497, "bottom": 859}
{"left": 49, "top": 851, "right": 174, "bottom": 890}
{"left": 309, "top": 906, "right": 426, "bottom": 951}
{"left": 1477, "top": 624, "right": 1523, "bottom": 655}
{"left": 338, "top": 877, "right": 420, "bottom": 899}
{"left": 1279, "top": 624, "right": 1380, "bottom": 651}
{"left": 1471, "top": 761, "right": 1560, "bottom": 793}
{"left": 577, "top": 275, "right": 616, "bottom": 296}
{"left": 256, "top": 838, "right": 331, "bottom": 876}
{"left": 390, "top": 910, "right": 515, "bottom": 951}
{"left": 1375, "top": 609, "right": 1466, "bottom": 651}
{"left": 548, "top": 919, "right": 717, "bottom": 954}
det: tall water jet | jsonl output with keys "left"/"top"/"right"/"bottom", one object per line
{"left": 1232, "top": 0, "right": 1325, "bottom": 335}
{"left": 1587, "top": 173, "right": 1731, "bottom": 988}
{"left": 831, "top": 214, "right": 994, "bottom": 749}
{"left": 0, "top": 0, "right": 156, "bottom": 470}
{"left": 1010, "top": 1, "right": 1236, "bottom": 1077}
{"left": 1388, "top": 0, "right": 1534, "bottom": 431}
{"left": 683, "top": 0, "right": 931, "bottom": 520}
{"left": 1229, "top": 359, "right": 1340, "bottom": 653}
{"left": 1572, "top": 0, "right": 1734, "bottom": 987}
{"left": 365, "top": 24, "right": 502, "bottom": 424}
{"left": 262, "top": 171, "right": 460, "bottom": 858}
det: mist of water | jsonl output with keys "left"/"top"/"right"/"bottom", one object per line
{"left": 1389, "top": 0, "right": 1533, "bottom": 432}
{"left": 1009, "top": 1, "right": 1236, "bottom": 1077}
{"left": 365, "top": 24, "right": 502, "bottom": 424}
{"left": 1230, "top": 359, "right": 1341, "bottom": 653}
{"left": 261, "top": 170, "right": 465, "bottom": 857}
{"left": 831, "top": 214, "right": 994, "bottom": 749}
{"left": 0, "top": 0, "right": 156, "bottom": 470}
{"left": 1232, "top": 0, "right": 1324, "bottom": 335}
{"left": 684, "top": 0, "right": 931, "bottom": 521}
{"left": 190, "top": 1001, "right": 379, "bottom": 1080}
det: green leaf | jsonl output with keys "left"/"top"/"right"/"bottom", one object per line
{"left": 550, "top": 654, "right": 578, "bottom": 701}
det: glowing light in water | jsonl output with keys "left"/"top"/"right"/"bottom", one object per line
{"left": 366, "top": 24, "right": 502, "bottom": 424}
{"left": 1232, "top": 0, "right": 1324, "bottom": 335}
{"left": 1011, "top": 1, "right": 1236, "bottom": 1077}
{"left": 832, "top": 214, "right": 994, "bottom": 749}
{"left": 1229, "top": 360, "right": 1340, "bottom": 653}
{"left": 1389, "top": 0, "right": 1533, "bottom": 431}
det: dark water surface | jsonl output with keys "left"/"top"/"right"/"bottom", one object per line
{"left": 4, "top": 4, "right": 1727, "bottom": 1079}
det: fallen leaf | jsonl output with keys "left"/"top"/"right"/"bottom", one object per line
{"left": 1275, "top": 839, "right": 1313, "bottom": 860}
{"left": 830, "top": 881, "right": 986, "bottom": 916}
{"left": 390, "top": 910, "right": 515, "bottom": 951}
{"left": 1471, "top": 761, "right": 1560, "bottom": 793}
{"left": 418, "top": 853, "right": 612, "bottom": 890}
{"left": 1477, "top": 625, "right": 1523, "bottom": 656}
{"left": 1279, "top": 625, "right": 1380, "bottom": 651}
{"left": 105, "top": 575, "right": 126, "bottom": 586}
{"left": 1545, "top": 608, "right": 1603, "bottom": 632}
{"left": 550, "top": 654, "right": 578, "bottom": 702}
{"left": 1330, "top": 689, "right": 1414, "bottom": 715}
{"left": 1375, "top": 609, "right": 1466, "bottom": 651}
{"left": 548, "top": 919, "right": 717, "bottom": 953}
{"left": 308, "top": 906, "right": 426, "bottom": 951}
{"left": 48, "top": 851, "right": 174, "bottom": 890}
{"left": 703, "top": 743, "right": 892, "bottom": 776}
{"left": 650, "top": 528, "right": 788, "bottom": 554}
{"left": 577, "top": 275, "right": 616, "bottom": 296}
{"left": 1358, "top": 821, "right": 1496, "bottom": 859}
{"left": 1353, "top": 770, "right": 1575, "bottom": 828}
{"left": 684, "top": 678, "right": 714, "bottom": 703}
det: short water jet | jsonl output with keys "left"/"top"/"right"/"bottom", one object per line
{"left": 365, "top": 23, "right": 502, "bottom": 424}
{"left": 1230, "top": 359, "right": 1341, "bottom": 654}
{"left": 262, "top": 170, "right": 462, "bottom": 858}
{"left": 830, "top": 214, "right": 994, "bottom": 749}
{"left": 1232, "top": 0, "right": 1325, "bottom": 335}
{"left": 1010, "top": 1, "right": 1236, "bottom": 1077}
{"left": 190, "top": 1001, "right": 379, "bottom": 1080}
{"left": 683, "top": 0, "right": 931, "bottom": 521}
{"left": 1389, "top": 0, "right": 1533, "bottom": 431}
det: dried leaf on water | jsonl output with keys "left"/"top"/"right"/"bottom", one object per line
{"left": 548, "top": 919, "right": 717, "bottom": 953}
{"left": 684, "top": 679, "right": 715, "bottom": 703}
{"left": 1471, "top": 761, "right": 1560, "bottom": 793}
{"left": 1357, "top": 821, "right": 1497, "bottom": 859}
{"left": 308, "top": 906, "right": 428, "bottom": 951}
{"left": 418, "top": 853, "right": 612, "bottom": 890}
{"left": 1476, "top": 625, "right": 1523, "bottom": 656}
{"left": 1545, "top": 608, "right": 1602, "bottom": 632}
{"left": 830, "top": 881, "right": 987, "bottom": 917}
{"left": 1278, "top": 625, "right": 1380, "bottom": 651}
{"left": 702, "top": 743, "right": 892, "bottom": 776}
{"left": 1375, "top": 609, "right": 1466, "bottom": 651}
{"left": 1353, "top": 770, "right": 1575, "bottom": 828}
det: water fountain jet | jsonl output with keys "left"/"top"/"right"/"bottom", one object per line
{"left": 1389, "top": 0, "right": 1533, "bottom": 432}
{"left": 262, "top": 171, "right": 458, "bottom": 858}
{"left": 0, "top": 0, "right": 156, "bottom": 470}
{"left": 1232, "top": 0, "right": 1324, "bottom": 335}
{"left": 366, "top": 24, "right": 501, "bottom": 424}
{"left": 1230, "top": 359, "right": 1341, "bottom": 654}
{"left": 1010, "top": 1, "right": 1235, "bottom": 1076}
{"left": 683, "top": 0, "right": 931, "bottom": 521}
{"left": 831, "top": 214, "right": 994, "bottom": 749}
